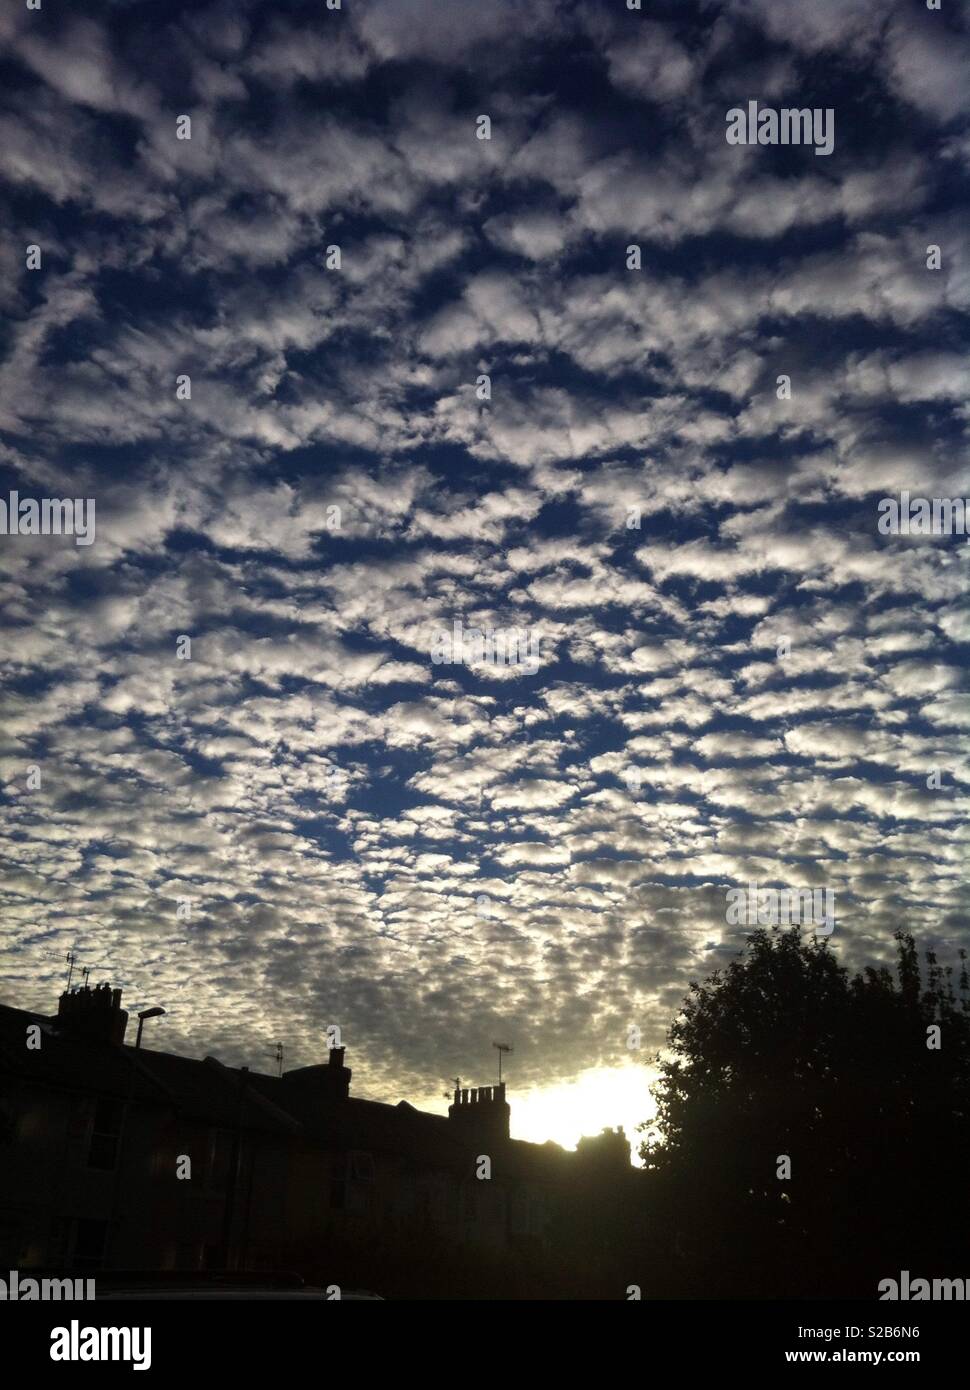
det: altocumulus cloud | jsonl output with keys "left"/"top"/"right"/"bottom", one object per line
{"left": 0, "top": 0, "right": 967, "bottom": 1123}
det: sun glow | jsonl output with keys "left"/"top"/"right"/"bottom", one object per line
{"left": 508, "top": 1063, "right": 656, "bottom": 1164}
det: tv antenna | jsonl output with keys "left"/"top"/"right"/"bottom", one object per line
{"left": 492, "top": 1041, "right": 513, "bottom": 1083}
{"left": 270, "top": 1043, "right": 284, "bottom": 1077}
{"left": 65, "top": 951, "right": 78, "bottom": 991}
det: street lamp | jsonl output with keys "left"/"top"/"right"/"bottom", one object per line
{"left": 107, "top": 1003, "right": 167, "bottom": 1266}
{"left": 135, "top": 1006, "right": 166, "bottom": 1049}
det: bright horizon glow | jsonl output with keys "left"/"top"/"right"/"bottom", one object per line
{"left": 510, "top": 1064, "right": 656, "bottom": 1165}
{"left": 413, "top": 1063, "right": 657, "bottom": 1165}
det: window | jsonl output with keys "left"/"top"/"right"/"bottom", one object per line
{"left": 176, "top": 1242, "right": 202, "bottom": 1271}
{"left": 72, "top": 1218, "right": 108, "bottom": 1271}
{"left": 529, "top": 1197, "right": 546, "bottom": 1235}
{"left": 206, "top": 1128, "right": 233, "bottom": 1191}
{"left": 0, "top": 1100, "right": 15, "bottom": 1145}
{"left": 510, "top": 1190, "right": 528, "bottom": 1235}
{"left": 349, "top": 1152, "right": 374, "bottom": 1183}
{"left": 330, "top": 1152, "right": 374, "bottom": 1212}
{"left": 86, "top": 1097, "right": 123, "bottom": 1171}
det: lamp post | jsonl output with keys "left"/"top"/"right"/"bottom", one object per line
{"left": 107, "top": 1003, "right": 166, "bottom": 1267}
{"left": 135, "top": 1006, "right": 166, "bottom": 1049}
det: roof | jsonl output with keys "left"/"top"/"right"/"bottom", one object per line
{"left": 0, "top": 1002, "right": 300, "bottom": 1136}
{"left": 0, "top": 998, "right": 634, "bottom": 1178}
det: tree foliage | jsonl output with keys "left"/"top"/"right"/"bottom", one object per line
{"left": 639, "top": 928, "right": 970, "bottom": 1297}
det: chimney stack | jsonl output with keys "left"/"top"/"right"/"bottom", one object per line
{"left": 56, "top": 983, "right": 128, "bottom": 1046}
{"left": 576, "top": 1125, "right": 631, "bottom": 1167}
{"left": 448, "top": 1080, "right": 510, "bottom": 1143}
{"left": 280, "top": 1045, "right": 352, "bottom": 1107}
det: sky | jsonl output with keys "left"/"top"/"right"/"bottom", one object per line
{"left": 0, "top": 0, "right": 968, "bottom": 1150}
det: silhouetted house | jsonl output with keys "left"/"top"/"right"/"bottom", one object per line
{"left": 0, "top": 984, "right": 644, "bottom": 1295}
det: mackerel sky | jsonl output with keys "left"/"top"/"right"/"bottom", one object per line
{"left": 1, "top": 0, "right": 968, "bottom": 1136}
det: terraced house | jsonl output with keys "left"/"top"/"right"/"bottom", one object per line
{"left": 0, "top": 982, "right": 644, "bottom": 1297}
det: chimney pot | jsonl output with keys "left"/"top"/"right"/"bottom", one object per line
{"left": 57, "top": 983, "right": 128, "bottom": 1046}
{"left": 447, "top": 1078, "right": 511, "bottom": 1139}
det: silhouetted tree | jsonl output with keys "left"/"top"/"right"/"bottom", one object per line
{"left": 639, "top": 928, "right": 970, "bottom": 1298}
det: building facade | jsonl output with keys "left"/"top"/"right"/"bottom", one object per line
{"left": 0, "top": 983, "right": 646, "bottom": 1297}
